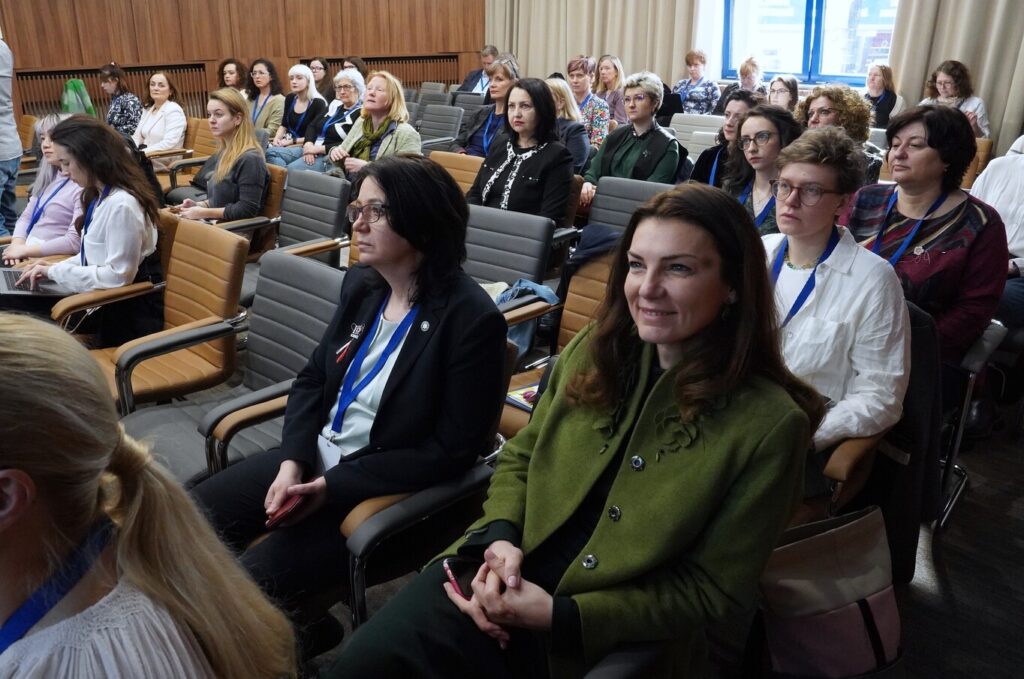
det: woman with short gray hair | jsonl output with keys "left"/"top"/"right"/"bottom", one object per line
{"left": 274, "top": 67, "right": 365, "bottom": 173}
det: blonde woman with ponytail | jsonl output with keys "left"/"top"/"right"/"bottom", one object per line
{"left": 177, "top": 87, "right": 270, "bottom": 222}
{"left": 0, "top": 313, "right": 296, "bottom": 678}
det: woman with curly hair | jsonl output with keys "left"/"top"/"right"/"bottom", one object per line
{"left": 919, "top": 59, "right": 989, "bottom": 138}
{"left": 797, "top": 85, "right": 881, "bottom": 184}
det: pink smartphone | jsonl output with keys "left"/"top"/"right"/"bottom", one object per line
{"left": 265, "top": 494, "right": 306, "bottom": 530}
{"left": 442, "top": 557, "right": 482, "bottom": 600}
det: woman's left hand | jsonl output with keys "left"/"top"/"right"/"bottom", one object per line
{"left": 281, "top": 476, "right": 328, "bottom": 526}
{"left": 178, "top": 205, "right": 210, "bottom": 220}
{"left": 471, "top": 564, "right": 554, "bottom": 631}
{"left": 444, "top": 563, "right": 512, "bottom": 649}
{"left": 344, "top": 157, "right": 368, "bottom": 174}
{"left": 16, "top": 262, "right": 50, "bottom": 289}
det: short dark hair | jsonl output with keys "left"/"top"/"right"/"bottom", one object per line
{"left": 776, "top": 126, "right": 865, "bottom": 195}
{"left": 925, "top": 59, "right": 974, "bottom": 99}
{"left": 353, "top": 155, "right": 468, "bottom": 302}
{"left": 98, "top": 62, "right": 130, "bottom": 96}
{"left": 887, "top": 105, "right": 977, "bottom": 192}
{"left": 343, "top": 56, "right": 369, "bottom": 79}
{"left": 503, "top": 77, "right": 558, "bottom": 144}
{"left": 245, "top": 59, "right": 284, "bottom": 100}
{"left": 567, "top": 55, "right": 596, "bottom": 76}
{"left": 216, "top": 58, "right": 247, "bottom": 89}
{"left": 725, "top": 104, "right": 803, "bottom": 194}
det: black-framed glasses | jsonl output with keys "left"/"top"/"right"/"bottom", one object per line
{"left": 335, "top": 84, "right": 355, "bottom": 91}
{"left": 738, "top": 131, "right": 774, "bottom": 150}
{"left": 310, "top": 65, "right": 326, "bottom": 72}
{"left": 770, "top": 179, "right": 843, "bottom": 207}
{"left": 347, "top": 202, "right": 389, "bottom": 224}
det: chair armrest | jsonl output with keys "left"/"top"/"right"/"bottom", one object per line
{"left": 960, "top": 320, "right": 1008, "bottom": 374}
{"left": 823, "top": 433, "right": 886, "bottom": 483}
{"left": 279, "top": 236, "right": 351, "bottom": 258}
{"left": 167, "top": 155, "right": 210, "bottom": 189}
{"left": 50, "top": 281, "right": 162, "bottom": 324}
{"left": 421, "top": 136, "right": 456, "bottom": 151}
{"left": 552, "top": 227, "right": 582, "bottom": 247}
{"left": 206, "top": 393, "right": 290, "bottom": 473}
{"left": 504, "top": 300, "right": 561, "bottom": 327}
{"left": 219, "top": 216, "right": 277, "bottom": 234}
{"left": 0, "top": 236, "right": 9, "bottom": 246}
{"left": 345, "top": 462, "right": 494, "bottom": 557}
{"left": 146, "top": 147, "right": 191, "bottom": 159}
{"left": 584, "top": 642, "right": 672, "bottom": 678}
{"left": 340, "top": 493, "right": 414, "bottom": 537}
{"left": 198, "top": 379, "right": 295, "bottom": 438}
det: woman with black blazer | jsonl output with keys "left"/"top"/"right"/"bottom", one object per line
{"left": 452, "top": 53, "right": 519, "bottom": 156}
{"left": 193, "top": 155, "right": 508, "bottom": 660}
{"left": 467, "top": 78, "right": 574, "bottom": 227}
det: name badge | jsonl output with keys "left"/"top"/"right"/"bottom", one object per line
{"left": 317, "top": 434, "right": 344, "bottom": 475}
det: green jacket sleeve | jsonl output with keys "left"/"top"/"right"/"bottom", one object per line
{"left": 646, "top": 139, "right": 680, "bottom": 183}
{"left": 584, "top": 140, "right": 607, "bottom": 184}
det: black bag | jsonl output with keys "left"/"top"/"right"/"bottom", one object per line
{"left": 121, "top": 133, "right": 166, "bottom": 207}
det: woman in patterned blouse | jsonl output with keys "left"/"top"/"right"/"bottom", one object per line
{"left": 566, "top": 55, "right": 610, "bottom": 147}
{"left": 672, "top": 49, "right": 720, "bottom": 115}
{"left": 98, "top": 63, "right": 142, "bottom": 137}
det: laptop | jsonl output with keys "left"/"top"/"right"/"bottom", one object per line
{"left": 0, "top": 268, "right": 75, "bottom": 297}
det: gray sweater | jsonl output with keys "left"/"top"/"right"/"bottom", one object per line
{"left": 207, "top": 150, "right": 270, "bottom": 221}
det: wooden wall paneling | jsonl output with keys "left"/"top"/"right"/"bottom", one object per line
{"left": 449, "top": 0, "right": 485, "bottom": 53}
{"left": 0, "top": 0, "right": 83, "bottom": 69}
{"left": 390, "top": 0, "right": 438, "bottom": 54}
{"left": 340, "top": 0, "right": 391, "bottom": 56}
{"left": 228, "top": 0, "right": 288, "bottom": 60}
{"left": 179, "top": 0, "right": 235, "bottom": 61}
{"left": 284, "top": 0, "right": 344, "bottom": 57}
{"left": 73, "top": 0, "right": 137, "bottom": 65}
{"left": 132, "top": 0, "right": 184, "bottom": 64}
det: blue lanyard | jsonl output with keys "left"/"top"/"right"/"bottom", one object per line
{"left": 286, "top": 97, "right": 311, "bottom": 138}
{"left": 770, "top": 226, "right": 841, "bottom": 327}
{"left": 0, "top": 518, "right": 114, "bottom": 654}
{"left": 318, "top": 105, "right": 355, "bottom": 140}
{"left": 26, "top": 177, "right": 71, "bottom": 237}
{"left": 739, "top": 181, "right": 775, "bottom": 228}
{"left": 251, "top": 94, "right": 271, "bottom": 124}
{"left": 579, "top": 93, "right": 593, "bottom": 111}
{"left": 482, "top": 110, "right": 500, "bottom": 154}
{"left": 709, "top": 146, "right": 724, "bottom": 186}
{"left": 870, "top": 91, "right": 888, "bottom": 111}
{"left": 80, "top": 185, "right": 111, "bottom": 266}
{"left": 330, "top": 296, "right": 419, "bottom": 433}
{"left": 680, "top": 77, "right": 704, "bottom": 99}
{"left": 871, "top": 190, "right": 949, "bottom": 265}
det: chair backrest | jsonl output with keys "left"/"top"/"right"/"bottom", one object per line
{"left": 868, "top": 127, "right": 888, "bottom": 149}
{"left": 669, "top": 113, "right": 724, "bottom": 147}
{"left": 464, "top": 204, "right": 554, "bottom": 284}
{"left": 192, "top": 118, "right": 219, "bottom": 158}
{"left": 688, "top": 130, "right": 718, "bottom": 156}
{"left": 182, "top": 117, "right": 202, "bottom": 152}
{"left": 564, "top": 174, "right": 584, "bottom": 227}
{"left": 404, "top": 87, "right": 419, "bottom": 103}
{"left": 418, "top": 91, "right": 452, "bottom": 108}
{"left": 558, "top": 252, "right": 613, "bottom": 351}
{"left": 163, "top": 218, "right": 248, "bottom": 374}
{"left": 245, "top": 251, "right": 346, "bottom": 390}
{"left": 453, "top": 92, "right": 485, "bottom": 107}
{"left": 406, "top": 102, "right": 420, "bottom": 127}
{"left": 263, "top": 164, "right": 288, "bottom": 219}
{"left": 420, "top": 81, "right": 447, "bottom": 92}
{"left": 418, "top": 105, "right": 464, "bottom": 140}
{"left": 459, "top": 102, "right": 485, "bottom": 121}
{"left": 156, "top": 210, "right": 180, "bottom": 276}
{"left": 590, "top": 177, "right": 676, "bottom": 233}
{"left": 277, "top": 170, "right": 350, "bottom": 253}
{"left": 431, "top": 151, "right": 484, "bottom": 193}
{"left": 17, "top": 114, "right": 37, "bottom": 150}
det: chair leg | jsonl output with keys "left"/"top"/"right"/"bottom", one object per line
{"left": 349, "top": 552, "right": 368, "bottom": 630}
{"left": 936, "top": 371, "right": 977, "bottom": 531}
{"left": 938, "top": 463, "right": 969, "bottom": 529}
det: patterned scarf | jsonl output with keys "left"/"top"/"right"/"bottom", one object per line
{"left": 348, "top": 116, "right": 394, "bottom": 161}
{"left": 480, "top": 141, "right": 547, "bottom": 208}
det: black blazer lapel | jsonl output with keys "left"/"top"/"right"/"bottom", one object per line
{"left": 376, "top": 294, "right": 446, "bottom": 412}
{"left": 321, "top": 285, "right": 389, "bottom": 417}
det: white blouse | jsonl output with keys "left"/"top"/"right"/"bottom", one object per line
{"left": 0, "top": 582, "right": 216, "bottom": 679}
{"left": 763, "top": 227, "right": 911, "bottom": 451}
{"left": 47, "top": 188, "right": 157, "bottom": 292}
{"left": 919, "top": 95, "right": 990, "bottom": 137}
{"left": 132, "top": 100, "right": 187, "bottom": 153}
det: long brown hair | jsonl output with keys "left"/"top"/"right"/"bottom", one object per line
{"left": 142, "top": 70, "right": 179, "bottom": 108}
{"left": 48, "top": 115, "right": 161, "bottom": 232}
{"left": 568, "top": 183, "right": 825, "bottom": 429}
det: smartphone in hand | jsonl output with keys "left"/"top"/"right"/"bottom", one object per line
{"left": 265, "top": 494, "right": 306, "bottom": 530}
{"left": 443, "top": 556, "right": 483, "bottom": 601}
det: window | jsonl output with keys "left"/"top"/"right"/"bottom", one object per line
{"left": 723, "top": 0, "right": 900, "bottom": 85}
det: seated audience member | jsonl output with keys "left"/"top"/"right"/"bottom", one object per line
{"left": 245, "top": 59, "right": 286, "bottom": 137}
{"left": 690, "top": 90, "right": 762, "bottom": 188}
{"left": 566, "top": 55, "right": 611, "bottom": 147}
{"left": 672, "top": 49, "right": 720, "bottom": 115}
{"left": 332, "top": 71, "right": 421, "bottom": 179}
{"left": 217, "top": 57, "right": 248, "bottom": 96}
{"left": 467, "top": 78, "right": 574, "bottom": 226}
{"left": 713, "top": 56, "right": 767, "bottom": 115}
{"left": 763, "top": 127, "right": 909, "bottom": 496}
{"left": 265, "top": 65, "right": 328, "bottom": 168}
{"left": 0, "top": 314, "right": 296, "bottom": 679}
{"left": 768, "top": 74, "right": 799, "bottom": 113}
{"left": 9, "top": 116, "right": 164, "bottom": 347}
{"left": 919, "top": 59, "right": 989, "bottom": 138}
{"left": 545, "top": 77, "right": 590, "bottom": 173}
{"left": 724, "top": 104, "right": 802, "bottom": 234}
{"left": 458, "top": 44, "right": 499, "bottom": 93}
{"left": 193, "top": 155, "right": 507, "bottom": 660}
{"left": 3, "top": 114, "right": 81, "bottom": 264}
{"left": 325, "top": 183, "right": 823, "bottom": 679}
{"left": 98, "top": 63, "right": 142, "bottom": 136}
{"left": 309, "top": 57, "right": 335, "bottom": 103}
{"left": 172, "top": 89, "right": 269, "bottom": 223}
{"left": 594, "top": 54, "right": 627, "bottom": 124}
{"left": 131, "top": 71, "right": 186, "bottom": 171}
{"left": 797, "top": 85, "right": 881, "bottom": 184}
{"left": 452, "top": 54, "right": 519, "bottom": 157}
{"left": 579, "top": 71, "right": 681, "bottom": 208}
{"left": 954, "top": 134, "right": 1024, "bottom": 329}
{"left": 283, "top": 68, "right": 365, "bottom": 174}
{"left": 864, "top": 63, "right": 905, "bottom": 128}
{"left": 342, "top": 56, "right": 369, "bottom": 80}
{"left": 845, "top": 106, "right": 1007, "bottom": 363}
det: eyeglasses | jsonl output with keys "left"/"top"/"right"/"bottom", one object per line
{"left": 770, "top": 179, "right": 843, "bottom": 207}
{"left": 310, "top": 65, "right": 326, "bottom": 72}
{"left": 335, "top": 84, "right": 355, "bottom": 91}
{"left": 623, "top": 94, "right": 647, "bottom": 104}
{"left": 808, "top": 107, "right": 835, "bottom": 119}
{"left": 347, "top": 202, "right": 389, "bottom": 224}
{"left": 769, "top": 87, "right": 789, "bottom": 95}
{"left": 738, "top": 131, "right": 774, "bottom": 150}
{"left": 251, "top": 70, "right": 269, "bottom": 77}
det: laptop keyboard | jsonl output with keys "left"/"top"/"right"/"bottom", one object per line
{"left": 3, "top": 269, "right": 30, "bottom": 291}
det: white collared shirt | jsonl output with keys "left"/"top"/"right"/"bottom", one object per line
{"left": 763, "top": 227, "right": 911, "bottom": 451}
{"left": 472, "top": 73, "right": 489, "bottom": 94}
{"left": 970, "top": 149, "right": 1024, "bottom": 267}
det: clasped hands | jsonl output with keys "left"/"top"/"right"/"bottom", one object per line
{"left": 443, "top": 540, "right": 553, "bottom": 649}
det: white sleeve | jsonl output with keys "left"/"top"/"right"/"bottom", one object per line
{"left": 47, "top": 199, "right": 147, "bottom": 292}
{"left": 970, "top": 97, "right": 990, "bottom": 138}
{"left": 145, "top": 104, "right": 187, "bottom": 153}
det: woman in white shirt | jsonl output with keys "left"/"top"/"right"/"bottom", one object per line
{"left": 132, "top": 71, "right": 187, "bottom": 170}
{"left": 15, "top": 115, "right": 163, "bottom": 346}
{"left": 762, "top": 127, "right": 910, "bottom": 497}
{"left": 919, "top": 59, "right": 989, "bottom": 138}
{"left": 0, "top": 313, "right": 296, "bottom": 679}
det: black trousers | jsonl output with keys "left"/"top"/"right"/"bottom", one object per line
{"left": 191, "top": 449, "right": 353, "bottom": 619}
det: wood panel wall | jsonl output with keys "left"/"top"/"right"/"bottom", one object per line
{"left": 0, "top": 0, "right": 484, "bottom": 114}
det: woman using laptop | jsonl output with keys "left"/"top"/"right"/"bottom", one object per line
{"left": 6, "top": 115, "right": 163, "bottom": 347}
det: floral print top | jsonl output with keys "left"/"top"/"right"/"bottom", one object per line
{"left": 106, "top": 92, "right": 143, "bottom": 137}
{"left": 579, "top": 93, "right": 610, "bottom": 147}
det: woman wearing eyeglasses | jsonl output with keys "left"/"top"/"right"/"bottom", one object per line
{"left": 796, "top": 85, "right": 881, "bottom": 184}
{"left": 192, "top": 155, "right": 508, "bottom": 663}
{"left": 919, "top": 60, "right": 989, "bottom": 138}
{"left": 724, "top": 104, "right": 802, "bottom": 235}
{"left": 762, "top": 127, "right": 909, "bottom": 500}
{"left": 308, "top": 57, "right": 335, "bottom": 103}
{"left": 579, "top": 71, "right": 681, "bottom": 209}
{"left": 244, "top": 59, "right": 285, "bottom": 135}
{"left": 767, "top": 74, "right": 798, "bottom": 112}
{"left": 690, "top": 89, "right": 762, "bottom": 189}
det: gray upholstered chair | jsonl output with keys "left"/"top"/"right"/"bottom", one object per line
{"left": 464, "top": 204, "right": 555, "bottom": 285}
{"left": 453, "top": 92, "right": 485, "bottom": 108}
{"left": 417, "top": 90, "right": 452, "bottom": 108}
{"left": 419, "top": 81, "right": 447, "bottom": 93}
{"left": 590, "top": 176, "right": 676, "bottom": 233}
{"left": 418, "top": 105, "right": 464, "bottom": 151}
{"left": 405, "top": 101, "right": 420, "bottom": 128}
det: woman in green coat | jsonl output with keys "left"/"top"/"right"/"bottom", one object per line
{"left": 327, "top": 183, "right": 824, "bottom": 678}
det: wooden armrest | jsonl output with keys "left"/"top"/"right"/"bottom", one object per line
{"left": 280, "top": 237, "right": 350, "bottom": 258}
{"left": 146, "top": 147, "right": 191, "bottom": 159}
{"left": 50, "top": 282, "right": 159, "bottom": 323}
{"left": 504, "top": 301, "right": 561, "bottom": 326}
{"left": 340, "top": 493, "right": 414, "bottom": 537}
{"left": 0, "top": 236, "right": 10, "bottom": 246}
{"left": 822, "top": 433, "right": 886, "bottom": 483}
{"left": 111, "top": 315, "right": 221, "bottom": 363}
{"left": 209, "top": 394, "right": 289, "bottom": 447}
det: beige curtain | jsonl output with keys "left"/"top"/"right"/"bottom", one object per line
{"left": 486, "top": 0, "right": 699, "bottom": 91}
{"left": 889, "top": 0, "right": 1024, "bottom": 154}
